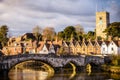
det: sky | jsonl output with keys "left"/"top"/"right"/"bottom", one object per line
{"left": 0, "top": 0, "right": 120, "bottom": 36}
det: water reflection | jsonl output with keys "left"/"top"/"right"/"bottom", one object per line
{"left": 9, "top": 69, "right": 49, "bottom": 80}
{"left": 8, "top": 68, "right": 120, "bottom": 80}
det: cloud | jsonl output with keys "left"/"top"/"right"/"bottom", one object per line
{"left": 106, "top": 0, "right": 120, "bottom": 22}
{"left": 0, "top": 0, "right": 119, "bottom": 36}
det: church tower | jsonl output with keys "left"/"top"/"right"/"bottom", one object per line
{"left": 96, "top": 11, "right": 110, "bottom": 39}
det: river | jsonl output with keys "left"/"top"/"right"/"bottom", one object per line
{"left": 0, "top": 68, "right": 120, "bottom": 80}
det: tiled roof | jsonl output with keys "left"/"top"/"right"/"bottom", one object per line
{"left": 104, "top": 41, "right": 110, "bottom": 46}
{"left": 85, "top": 41, "right": 89, "bottom": 45}
{"left": 113, "top": 40, "right": 120, "bottom": 47}
{"left": 97, "top": 41, "right": 103, "bottom": 46}
{"left": 91, "top": 41, "right": 95, "bottom": 45}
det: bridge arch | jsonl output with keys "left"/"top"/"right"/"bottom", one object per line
{"left": 8, "top": 60, "right": 55, "bottom": 80}
{"left": 9, "top": 59, "right": 55, "bottom": 72}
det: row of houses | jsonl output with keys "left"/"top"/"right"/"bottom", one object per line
{"left": 2, "top": 40, "right": 61, "bottom": 55}
{"left": 62, "top": 40, "right": 120, "bottom": 55}
{"left": 1, "top": 33, "right": 120, "bottom": 55}
{"left": 1, "top": 33, "right": 62, "bottom": 55}
{"left": 2, "top": 39, "right": 120, "bottom": 55}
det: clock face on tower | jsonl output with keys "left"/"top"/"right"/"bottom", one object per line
{"left": 97, "top": 17, "right": 103, "bottom": 26}
{"left": 99, "top": 17, "right": 103, "bottom": 25}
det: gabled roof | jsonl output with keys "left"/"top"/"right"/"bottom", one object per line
{"left": 97, "top": 41, "right": 103, "bottom": 46}
{"left": 75, "top": 41, "right": 82, "bottom": 47}
{"left": 62, "top": 41, "right": 70, "bottom": 47}
{"left": 81, "top": 41, "right": 88, "bottom": 46}
{"left": 102, "top": 41, "right": 110, "bottom": 46}
{"left": 69, "top": 41, "right": 76, "bottom": 47}
{"left": 94, "top": 41, "right": 102, "bottom": 46}
{"left": 112, "top": 40, "right": 120, "bottom": 47}
{"left": 51, "top": 44, "right": 60, "bottom": 52}
{"left": 45, "top": 43, "right": 50, "bottom": 50}
{"left": 91, "top": 41, "right": 95, "bottom": 46}
{"left": 88, "top": 41, "right": 95, "bottom": 46}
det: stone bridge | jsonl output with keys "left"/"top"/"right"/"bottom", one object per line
{"left": 0, "top": 54, "right": 105, "bottom": 70}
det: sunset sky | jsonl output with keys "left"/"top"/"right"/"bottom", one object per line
{"left": 0, "top": 0, "right": 120, "bottom": 36}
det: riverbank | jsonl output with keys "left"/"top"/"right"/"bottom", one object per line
{"left": 102, "top": 55, "right": 120, "bottom": 73}
{"left": 102, "top": 65, "right": 120, "bottom": 73}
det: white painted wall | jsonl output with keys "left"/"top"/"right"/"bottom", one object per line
{"left": 101, "top": 42, "right": 108, "bottom": 55}
{"left": 118, "top": 47, "right": 120, "bottom": 55}
{"left": 49, "top": 45, "right": 55, "bottom": 53}
{"left": 39, "top": 44, "right": 49, "bottom": 54}
{"left": 108, "top": 41, "right": 118, "bottom": 55}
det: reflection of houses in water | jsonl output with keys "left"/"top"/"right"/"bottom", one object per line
{"left": 9, "top": 69, "right": 49, "bottom": 80}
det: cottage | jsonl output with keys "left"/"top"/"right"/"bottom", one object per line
{"left": 69, "top": 41, "right": 76, "bottom": 54}
{"left": 101, "top": 41, "right": 110, "bottom": 55}
{"left": 62, "top": 41, "right": 70, "bottom": 54}
{"left": 87, "top": 40, "right": 95, "bottom": 54}
{"left": 108, "top": 40, "right": 120, "bottom": 55}
{"left": 75, "top": 41, "right": 82, "bottom": 54}
{"left": 81, "top": 41, "right": 88, "bottom": 54}
{"left": 94, "top": 41, "right": 102, "bottom": 54}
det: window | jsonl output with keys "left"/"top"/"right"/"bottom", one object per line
{"left": 111, "top": 48, "right": 114, "bottom": 51}
{"left": 111, "top": 43, "right": 113, "bottom": 45}
{"left": 83, "top": 48, "right": 85, "bottom": 51}
{"left": 103, "top": 48, "right": 105, "bottom": 51}
{"left": 43, "top": 50, "right": 46, "bottom": 52}
{"left": 96, "top": 48, "right": 98, "bottom": 50}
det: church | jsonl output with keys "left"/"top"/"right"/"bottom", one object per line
{"left": 96, "top": 11, "right": 110, "bottom": 39}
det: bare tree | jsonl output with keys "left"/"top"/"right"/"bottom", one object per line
{"left": 32, "top": 26, "right": 42, "bottom": 53}
{"left": 32, "top": 26, "right": 42, "bottom": 41}
{"left": 43, "top": 27, "right": 55, "bottom": 40}
{"left": 74, "top": 24, "right": 84, "bottom": 34}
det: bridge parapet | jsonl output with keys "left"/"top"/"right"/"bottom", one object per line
{"left": 0, "top": 54, "right": 105, "bottom": 70}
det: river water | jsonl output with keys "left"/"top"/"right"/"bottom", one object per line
{"left": 0, "top": 69, "right": 120, "bottom": 80}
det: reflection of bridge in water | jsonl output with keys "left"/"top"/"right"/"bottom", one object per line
{"left": 0, "top": 54, "right": 111, "bottom": 79}
{"left": 0, "top": 54, "right": 106, "bottom": 71}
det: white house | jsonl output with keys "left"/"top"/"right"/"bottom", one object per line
{"left": 108, "top": 40, "right": 120, "bottom": 55}
{"left": 101, "top": 41, "right": 110, "bottom": 55}
{"left": 39, "top": 43, "right": 50, "bottom": 54}
{"left": 49, "top": 44, "right": 55, "bottom": 53}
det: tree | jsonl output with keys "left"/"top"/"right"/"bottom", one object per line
{"left": 43, "top": 27, "right": 55, "bottom": 40}
{"left": 32, "top": 26, "right": 42, "bottom": 41}
{"left": 32, "top": 26, "right": 42, "bottom": 53}
{"left": 104, "top": 22, "right": 120, "bottom": 38}
{"left": 86, "top": 31, "right": 95, "bottom": 40}
{"left": 0, "top": 25, "right": 9, "bottom": 47}
{"left": 74, "top": 24, "right": 84, "bottom": 34}
{"left": 63, "top": 26, "right": 76, "bottom": 41}
{"left": 57, "top": 31, "right": 65, "bottom": 40}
